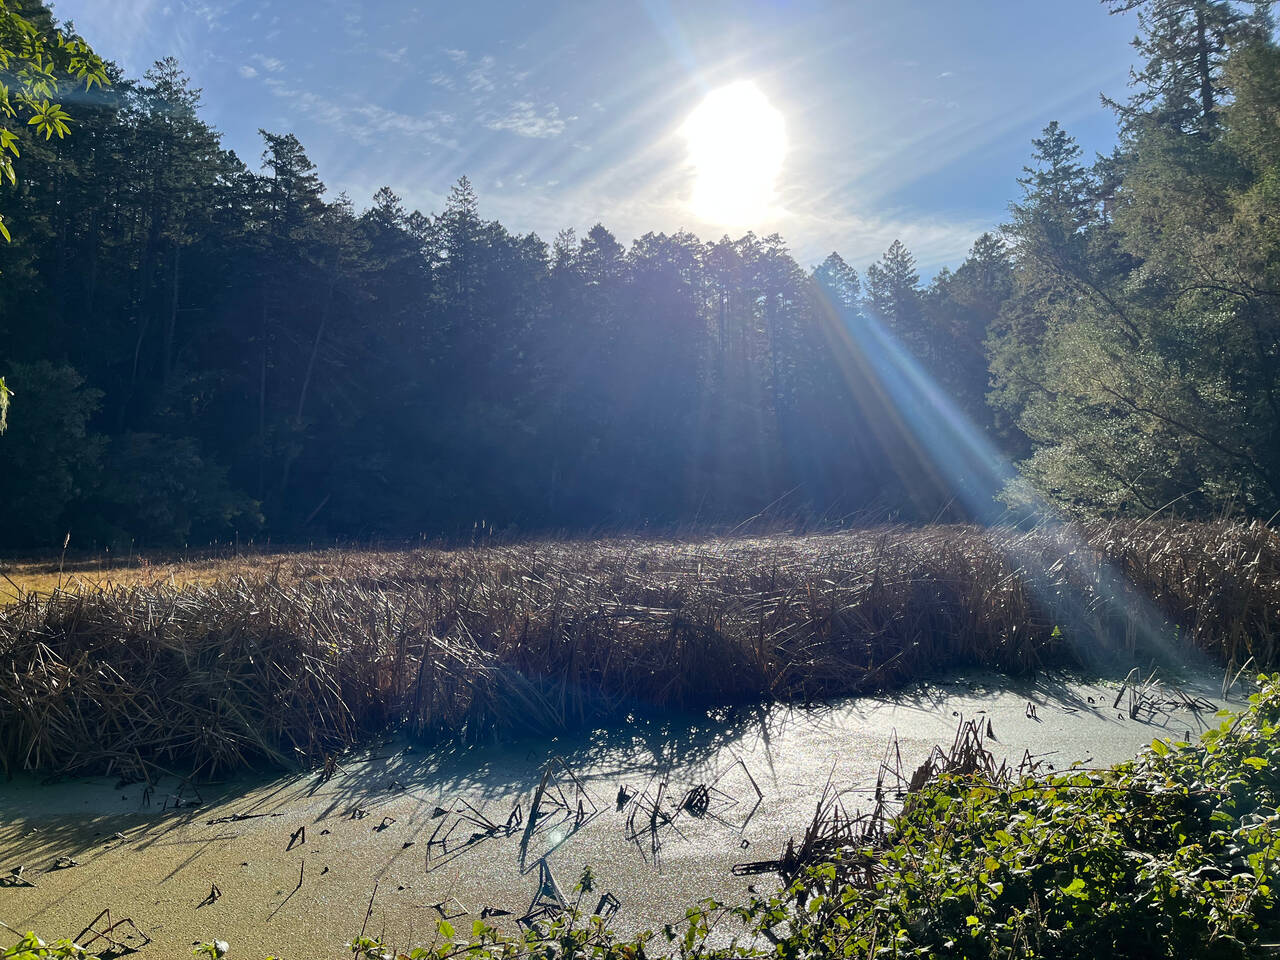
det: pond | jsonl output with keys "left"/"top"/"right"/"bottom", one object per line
{"left": 0, "top": 669, "right": 1231, "bottom": 958}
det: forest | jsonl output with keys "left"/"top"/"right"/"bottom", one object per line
{"left": 1, "top": 0, "right": 1279, "bottom": 548}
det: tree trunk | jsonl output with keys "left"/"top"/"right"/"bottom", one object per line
{"left": 258, "top": 297, "right": 269, "bottom": 500}
{"left": 295, "top": 257, "right": 339, "bottom": 423}
{"left": 279, "top": 255, "right": 341, "bottom": 496}
{"left": 1195, "top": 7, "right": 1215, "bottom": 137}
{"left": 85, "top": 207, "right": 99, "bottom": 319}
{"left": 118, "top": 207, "right": 160, "bottom": 429}
{"left": 162, "top": 243, "right": 181, "bottom": 390}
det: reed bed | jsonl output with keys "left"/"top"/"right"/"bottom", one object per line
{"left": 1, "top": 520, "right": 1276, "bottom": 779}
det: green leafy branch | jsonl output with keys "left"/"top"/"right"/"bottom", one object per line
{"left": 0, "top": 931, "right": 99, "bottom": 959}
{"left": 0, "top": 0, "right": 109, "bottom": 240}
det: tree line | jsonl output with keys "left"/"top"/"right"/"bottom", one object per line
{"left": 1, "top": 0, "right": 1277, "bottom": 547}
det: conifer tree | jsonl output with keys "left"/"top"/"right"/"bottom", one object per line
{"left": 865, "top": 240, "right": 923, "bottom": 356}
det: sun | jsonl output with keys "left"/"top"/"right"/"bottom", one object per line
{"left": 681, "top": 81, "right": 787, "bottom": 227}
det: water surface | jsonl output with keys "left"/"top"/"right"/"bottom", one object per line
{"left": 0, "top": 670, "right": 1230, "bottom": 959}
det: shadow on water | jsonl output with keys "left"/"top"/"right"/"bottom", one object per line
{"left": 291, "top": 660, "right": 1224, "bottom": 825}
{"left": 0, "top": 664, "right": 1230, "bottom": 888}
{"left": 303, "top": 696, "right": 796, "bottom": 823}
{"left": 0, "top": 688, "right": 873, "bottom": 904}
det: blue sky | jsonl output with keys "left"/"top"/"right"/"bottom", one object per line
{"left": 54, "top": 0, "right": 1139, "bottom": 274}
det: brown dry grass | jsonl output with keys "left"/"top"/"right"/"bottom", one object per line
{"left": 1, "top": 520, "right": 1276, "bottom": 780}
{"left": 0, "top": 546, "right": 395, "bottom": 603}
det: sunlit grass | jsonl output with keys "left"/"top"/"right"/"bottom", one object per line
{"left": 1, "top": 559, "right": 235, "bottom": 603}
{"left": 0, "top": 547, "right": 397, "bottom": 604}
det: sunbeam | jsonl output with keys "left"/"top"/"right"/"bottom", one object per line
{"left": 814, "top": 286, "right": 1203, "bottom": 671}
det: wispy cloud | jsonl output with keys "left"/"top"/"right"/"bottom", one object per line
{"left": 426, "top": 47, "right": 568, "bottom": 139}
{"left": 468, "top": 60, "right": 497, "bottom": 92}
{"left": 238, "top": 64, "right": 258, "bottom": 79}
{"left": 261, "top": 77, "right": 458, "bottom": 151}
{"left": 484, "top": 101, "right": 566, "bottom": 139}
{"left": 186, "top": 1, "right": 227, "bottom": 29}
{"left": 435, "top": 48, "right": 496, "bottom": 91}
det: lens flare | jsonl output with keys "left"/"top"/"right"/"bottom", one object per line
{"left": 682, "top": 81, "right": 786, "bottom": 227}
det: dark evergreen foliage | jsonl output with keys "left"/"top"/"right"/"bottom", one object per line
{"left": 2, "top": 1, "right": 1278, "bottom": 544}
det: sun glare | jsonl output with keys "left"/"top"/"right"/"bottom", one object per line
{"left": 682, "top": 81, "right": 787, "bottom": 227}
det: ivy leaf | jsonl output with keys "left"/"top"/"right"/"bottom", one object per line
{"left": 1060, "top": 877, "right": 1087, "bottom": 899}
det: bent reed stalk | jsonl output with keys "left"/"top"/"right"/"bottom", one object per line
{"left": 1, "top": 520, "right": 1276, "bottom": 779}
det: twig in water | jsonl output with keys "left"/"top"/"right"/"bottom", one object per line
{"left": 360, "top": 880, "right": 380, "bottom": 939}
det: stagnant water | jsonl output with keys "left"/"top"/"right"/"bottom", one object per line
{"left": 0, "top": 670, "right": 1235, "bottom": 958}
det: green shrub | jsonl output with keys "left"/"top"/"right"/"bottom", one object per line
{"left": 743, "top": 674, "right": 1280, "bottom": 958}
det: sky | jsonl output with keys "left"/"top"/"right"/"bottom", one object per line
{"left": 52, "top": 0, "right": 1141, "bottom": 275}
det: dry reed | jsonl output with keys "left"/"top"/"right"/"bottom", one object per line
{"left": 1, "top": 520, "right": 1276, "bottom": 779}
